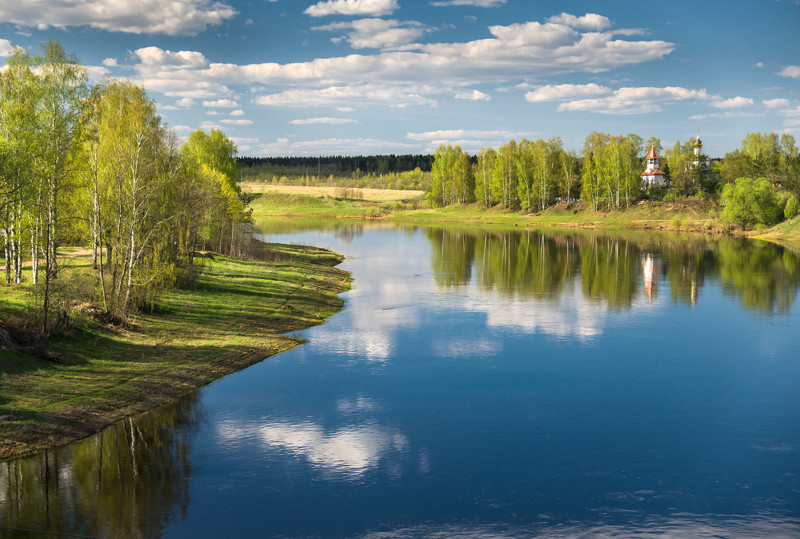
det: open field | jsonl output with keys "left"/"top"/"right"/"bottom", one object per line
{"left": 241, "top": 182, "right": 425, "bottom": 202}
{"left": 0, "top": 244, "right": 350, "bottom": 459}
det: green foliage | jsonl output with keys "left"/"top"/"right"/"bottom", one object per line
{"left": 0, "top": 41, "right": 259, "bottom": 333}
{"left": 427, "top": 145, "right": 474, "bottom": 207}
{"left": 785, "top": 195, "right": 798, "bottom": 220}
{"left": 720, "top": 177, "right": 782, "bottom": 229}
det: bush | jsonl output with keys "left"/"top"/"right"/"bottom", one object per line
{"left": 785, "top": 195, "right": 798, "bottom": 220}
{"left": 720, "top": 177, "right": 782, "bottom": 229}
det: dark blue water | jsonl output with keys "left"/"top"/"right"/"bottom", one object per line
{"left": 2, "top": 226, "right": 799, "bottom": 538}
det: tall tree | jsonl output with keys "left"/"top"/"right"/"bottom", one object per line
{"left": 32, "top": 41, "right": 89, "bottom": 333}
{"left": 475, "top": 148, "right": 496, "bottom": 208}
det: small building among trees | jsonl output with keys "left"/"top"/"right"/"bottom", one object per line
{"left": 641, "top": 144, "right": 667, "bottom": 186}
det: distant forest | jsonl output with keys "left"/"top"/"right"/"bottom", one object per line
{"left": 238, "top": 154, "right": 435, "bottom": 176}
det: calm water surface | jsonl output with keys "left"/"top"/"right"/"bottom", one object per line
{"left": 2, "top": 224, "right": 800, "bottom": 538}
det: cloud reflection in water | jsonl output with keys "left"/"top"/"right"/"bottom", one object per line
{"left": 217, "top": 418, "right": 407, "bottom": 478}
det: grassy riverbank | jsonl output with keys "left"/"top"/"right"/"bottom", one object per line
{"left": 0, "top": 244, "right": 350, "bottom": 460}
{"left": 246, "top": 183, "right": 800, "bottom": 248}
{"left": 248, "top": 187, "right": 718, "bottom": 231}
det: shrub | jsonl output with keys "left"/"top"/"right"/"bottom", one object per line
{"left": 720, "top": 177, "right": 782, "bottom": 229}
{"left": 785, "top": 195, "right": 798, "bottom": 220}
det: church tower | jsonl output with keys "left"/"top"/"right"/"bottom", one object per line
{"left": 641, "top": 144, "right": 666, "bottom": 186}
{"left": 693, "top": 130, "right": 708, "bottom": 169}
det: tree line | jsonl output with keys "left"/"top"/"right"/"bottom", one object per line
{"left": 239, "top": 154, "right": 435, "bottom": 175}
{"left": 426, "top": 131, "right": 800, "bottom": 220}
{"left": 0, "top": 41, "right": 251, "bottom": 334}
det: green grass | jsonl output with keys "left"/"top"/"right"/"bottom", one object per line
{"left": 250, "top": 192, "right": 379, "bottom": 219}
{"left": 0, "top": 243, "right": 350, "bottom": 459}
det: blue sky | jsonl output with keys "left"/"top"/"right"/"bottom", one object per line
{"left": 1, "top": 0, "right": 799, "bottom": 157}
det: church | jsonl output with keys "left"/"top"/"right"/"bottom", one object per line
{"left": 641, "top": 144, "right": 666, "bottom": 187}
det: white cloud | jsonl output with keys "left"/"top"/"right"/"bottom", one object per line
{"left": 690, "top": 112, "right": 762, "bottom": 121}
{"left": 128, "top": 14, "right": 674, "bottom": 108}
{"left": 203, "top": 98, "right": 238, "bottom": 108}
{"left": 304, "top": 0, "right": 399, "bottom": 17}
{"left": 258, "top": 137, "right": 418, "bottom": 156}
{"left": 430, "top": 0, "right": 506, "bottom": 6}
{"left": 221, "top": 118, "right": 254, "bottom": 125}
{"left": 255, "top": 84, "right": 438, "bottom": 108}
{"left": 711, "top": 96, "right": 753, "bottom": 109}
{"left": 102, "top": 57, "right": 118, "bottom": 67}
{"left": 754, "top": 62, "right": 765, "bottom": 68}
{"left": 290, "top": 117, "right": 358, "bottom": 125}
{"left": 547, "top": 12, "right": 611, "bottom": 31}
{"left": 455, "top": 89, "right": 490, "bottom": 101}
{"left": 763, "top": 98, "right": 790, "bottom": 109}
{"left": 0, "top": 0, "right": 236, "bottom": 36}
{"left": 406, "top": 129, "right": 528, "bottom": 141}
{"left": 778, "top": 66, "right": 800, "bottom": 79}
{"left": 525, "top": 83, "right": 611, "bottom": 103}
{"left": 199, "top": 121, "right": 222, "bottom": 130}
{"left": 86, "top": 65, "right": 110, "bottom": 82}
{"left": 558, "top": 86, "right": 712, "bottom": 114}
{"left": 314, "top": 18, "right": 427, "bottom": 49}
{"left": 171, "top": 125, "right": 193, "bottom": 132}
{"left": 176, "top": 97, "right": 195, "bottom": 107}
{"left": 0, "top": 39, "right": 13, "bottom": 57}
{"left": 230, "top": 109, "right": 245, "bottom": 116}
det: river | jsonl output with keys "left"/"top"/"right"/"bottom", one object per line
{"left": 2, "top": 223, "right": 799, "bottom": 538}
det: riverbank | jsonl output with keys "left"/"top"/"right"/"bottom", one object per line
{"left": 247, "top": 187, "right": 800, "bottom": 250}
{"left": 0, "top": 243, "right": 351, "bottom": 460}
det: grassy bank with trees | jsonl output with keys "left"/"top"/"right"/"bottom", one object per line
{"left": 0, "top": 41, "right": 351, "bottom": 459}
{"left": 0, "top": 243, "right": 350, "bottom": 459}
{"left": 241, "top": 130, "right": 800, "bottom": 246}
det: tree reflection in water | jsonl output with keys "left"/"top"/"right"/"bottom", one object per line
{"left": 426, "top": 227, "right": 800, "bottom": 315}
{"left": 0, "top": 392, "right": 202, "bottom": 538}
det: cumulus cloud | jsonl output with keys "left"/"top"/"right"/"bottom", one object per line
{"left": 711, "top": 96, "right": 753, "bottom": 109}
{"left": 314, "top": 18, "right": 427, "bottom": 49}
{"left": 220, "top": 118, "right": 254, "bottom": 125}
{"left": 763, "top": 98, "right": 790, "bottom": 109}
{"left": 430, "top": 0, "right": 506, "bottom": 6}
{"left": 0, "top": 39, "right": 12, "bottom": 57}
{"left": 455, "top": 89, "right": 490, "bottom": 101}
{"left": 525, "top": 83, "right": 611, "bottom": 102}
{"left": 558, "top": 86, "right": 712, "bottom": 114}
{"left": 230, "top": 109, "right": 245, "bottom": 116}
{"left": 547, "top": 12, "right": 611, "bottom": 31}
{"left": 176, "top": 97, "right": 195, "bottom": 107}
{"left": 290, "top": 117, "right": 358, "bottom": 125}
{"left": 0, "top": 0, "right": 236, "bottom": 36}
{"left": 305, "top": 0, "right": 399, "bottom": 17}
{"left": 127, "top": 14, "right": 674, "bottom": 109}
{"left": 778, "top": 66, "right": 800, "bottom": 79}
{"left": 102, "top": 57, "right": 118, "bottom": 67}
{"left": 203, "top": 98, "right": 239, "bottom": 107}
{"left": 255, "top": 84, "right": 438, "bottom": 108}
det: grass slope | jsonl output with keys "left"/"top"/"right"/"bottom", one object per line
{"left": 0, "top": 243, "right": 350, "bottom": 460}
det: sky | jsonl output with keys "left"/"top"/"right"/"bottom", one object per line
{"left": 1, "top": 0, "right": 799, "bottom": 158}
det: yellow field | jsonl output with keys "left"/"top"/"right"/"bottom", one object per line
{"left": 241, "top": 182, "right": 425, "bottom": 202}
